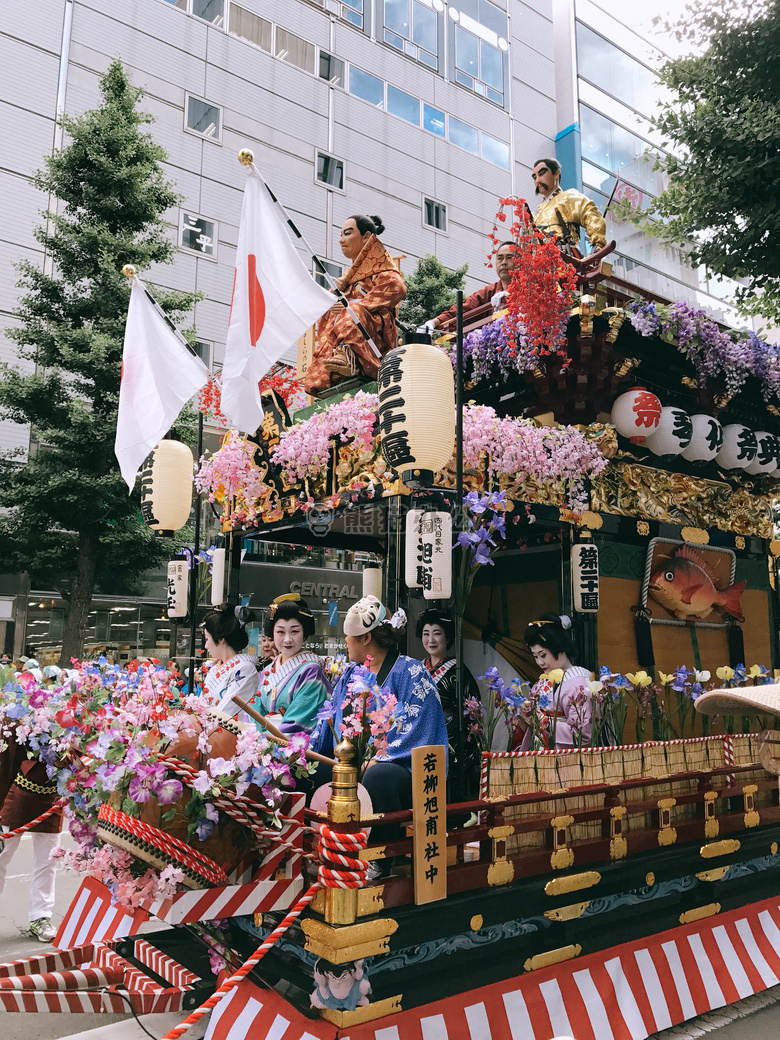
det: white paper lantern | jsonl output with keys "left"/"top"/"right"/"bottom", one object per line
{"left": 611, "top": 387, "right": 662, "bottom": 443}
{"left": 377, "top": 335, "right": 455, "bottom": 485}
{"left": 716, "top": 424, "right": 757, "bottom": 471}
{"left": 139, "top": 439, "right": 193, "bottom": 535}
{"left": 362, "top": 566, "right": 383, "bottom": 600}
{"left": 745, "top": 431, "right": 780, "bottom": 476}
{"left": 210, "top": 547, "right": 226, "bottom": 606}
{"left": 680, "top": 415, "right": 723, "bottom": 463}
{"left": 644, "top": 407, "right": 692, "bottom": 457}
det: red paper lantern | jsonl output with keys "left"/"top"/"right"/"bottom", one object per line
{"left": 611, "top": 387, "right": 662, "bottom": 443}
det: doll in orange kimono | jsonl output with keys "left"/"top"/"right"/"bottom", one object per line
{"left": 305, "top": 215, "right": 406, "bottom": 394}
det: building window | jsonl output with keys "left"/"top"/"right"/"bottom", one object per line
{"left": 315, "top": 259, "right": 343, "bottom": 289}
{"left": 480, "top": 131, "right": 509, "bottom": 169}
{"left": 340, "top": 0, "right": 364, "bottom": 28}
{"left": 449, "top": 0, "right": 508, "bottom": 104}
{"left": 579, "top": 104, "right": 664, "bottom": 195}
{"left": 185, "top": 96, "right": 222, "bottom": 141}
{"left": 349, "top": 66, "right": 384, "bottom": 107}
{"left": 316, "top": 152, "right": 345, "bottom": 190}
{"left": 193, "top": 340, "right": 213, "bottom": 368}
{"left": 448, "top": 115, "right": 478, "bottom": 155}
{"left": 229, "top": 4, "right": 272, "bottom": 50}
{"left": 387, "top": 84, "right": 420, "bottom": 126}
{"left": 275, "top": 27, "right": 316, "bottom": 74}
{"left": 162, "top": 0, "right": 188, "bottom": 10}
{"left": 319, "top": 51, "right": 345, "bottom": 87}
{"left": 384, "top": 0, "right": 441, "bottom": 71}
{"left": 423, "top": 198, "right": 447, "bottom": 231}
{"left": 192, "top": 0, "right": 224, "bottom": 25}
{"left": 423, "top": 103, "right": 445, "bottom": 137}
{"left": 576, "top": 22, "right": 661, "bottom": 122}
{"left": 180, "top": 212, "right": 217, "bottom": 257}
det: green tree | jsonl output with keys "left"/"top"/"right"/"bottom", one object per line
{"left": 0, "top": 60, "right": 200, "bottom": 664}
{"left": 631, "top": 0, "right": 780, "bottom": 326}
{"left": 398, "top": 254, "right": 468, "bottom": 328}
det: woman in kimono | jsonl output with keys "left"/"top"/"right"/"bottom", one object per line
{"left": 519, "top": 612, "right": 593, "bottom": 749}
{"left": 252, "top": 596, "right": 330, "bottom": 736}
{"left": 311, "top": 596, "right": 448, "bottom": 839}
{"left": 202, "top": 604, "right": 261, "bottom": 715}
{"left": 304, "top": 215, "right": 406, "bottom": 394}
{"left": 418, "top": 607, "right": 481, "bottom": 798}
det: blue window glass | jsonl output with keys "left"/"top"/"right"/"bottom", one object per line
{"left": 449, "top": 116, "right": 478, "bottom": 155}
{"left": 349, "top": 67, "right": 384, "bottom": 107}
{"left": 385, "top": 0, "right": 407, "bottom": 36}
{"left": 385, "top": 28, "right": 404, "bottom": 50}
{"left": 478, "top": 0, "right": 507, "bottom": 38}
{"left": 455, "top": 26, "right": 479, "bottom": 77}
{"left": 423, "top": 104, "right": 445, "bottom": 137}
{"left": 480, "top": 41, "right": 502, "bottom": 90}
{"left": 387, "top": 85, "right": 420, "bottom": 126}
{"left": 413, "top": 2, "right": 437, "bottom": 54}
{"left": 481, "top": 133, "right": 509, "bottom": 169}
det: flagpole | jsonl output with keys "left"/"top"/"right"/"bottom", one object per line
{"left": 237, "top": 149, "right": 383, "bottom": 360}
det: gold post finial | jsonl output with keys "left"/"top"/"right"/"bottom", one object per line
{"left": 325, "top": 738, "right": 361, "bottom": 925}
{"left": 122, "top": 264, "right": 137, "bottom": 278}
{"left": 238, "top": 148, "right": 254, "bottom": 166}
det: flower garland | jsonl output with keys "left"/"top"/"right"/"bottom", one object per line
{"left": 195, "top": 430, "right": 270, "bottom": 527}
{"left": 490, "top": 196, "right": 578, "bottom": 362}
{"left": 1, "top": 659, "right": 310, "bottom": 908}
{"left": 197, "top": 375, "right": 229, "bottom": 428}
{"left": 629, "top": 300, "right": 780, "bottom": 404}
{"left": 270, "top": 390, "right": 379, "bottom": 483}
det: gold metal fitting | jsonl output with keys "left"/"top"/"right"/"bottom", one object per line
{"left": 238, "top": 148, "right": 255, "bottom": 165}
{"left": 122, "top": 264, "right": 137, "bottom": 278}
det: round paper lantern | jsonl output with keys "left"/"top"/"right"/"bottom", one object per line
{"left": 611, "top": 387, "right": 662, "bottom": 443}
{"left": 680, "top": 414, "right": 723, "bottom": 463}
{"left": 644, "top": 407, "right": 692, "bottom": 457}
{"left": 377, "top": 332, "right": 455, "bottom": 485}
{"left": 745, "top": 431, "right": 780, "bottom": 476}
{"left": 140, "top": 439, "right": 194, "bottom": 535}
{"left": 716, "top": 424, "right": 757, "bottom": 471}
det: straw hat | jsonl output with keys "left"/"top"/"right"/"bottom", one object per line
{"left": 696, "top": 686, "right": 780, "bottom": 774}
{"left": 694, "top": 684, "right": 780, "bottom": 718}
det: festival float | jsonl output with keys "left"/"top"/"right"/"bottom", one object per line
{"left": 2, "top": 196, "right": 780, "bottom": 1040}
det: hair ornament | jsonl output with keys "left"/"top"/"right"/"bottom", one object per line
{"left": 559, "top": 614, "right": 572, "bottom": 631}
{"left": 234, "top": 604, "right": 252, "bottom": 627}
{"left": 388, "top": 609, "right": 407, "bottom": 630}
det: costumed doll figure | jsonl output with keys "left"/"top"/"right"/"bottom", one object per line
{"left": 252, "top": 595, "right": 331, "bottom": 735}
{"left": 304, "top": 214, "right": 406, "bottom": 394}
{"left": 418, "top": 607, "right": 481, "bottom": 797}
{"left": 520, "top": 612, "right": 593, "bottom": 750}
{"left": 202, "top": 604, "right": 261, "bottom": 717}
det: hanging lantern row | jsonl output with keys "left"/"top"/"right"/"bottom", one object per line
{"left": 611, "top": 388, "right": 780, "bottom": 476}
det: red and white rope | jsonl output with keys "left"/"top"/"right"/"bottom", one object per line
{"left": 0, "top": 798, "right": 65, "bottom": 840}
{"left": 159, "top": 824, "right": 368, "bottom": 1039}
{"left": 97, "top": 805, "right": 229, "bottom": 887}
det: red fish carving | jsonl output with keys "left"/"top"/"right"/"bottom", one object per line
{"left": 648, "top": 545, "right": 745, "bottom": 622}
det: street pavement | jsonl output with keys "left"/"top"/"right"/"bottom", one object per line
{"left": 0, "top": 832, "right": 778, "bottom": 1039}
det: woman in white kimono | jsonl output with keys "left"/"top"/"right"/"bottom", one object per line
{"left": 202, "top": 604, "right": 261, "bottom": 715}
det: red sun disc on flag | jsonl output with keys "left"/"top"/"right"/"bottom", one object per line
{"left": 247, "top": 254, "right": 266, "bottom": 346}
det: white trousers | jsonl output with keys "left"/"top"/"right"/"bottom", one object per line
{"left": 0, "top": 829, "right": 60, "bottom": 921}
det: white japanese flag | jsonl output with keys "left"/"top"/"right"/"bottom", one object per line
{"left": 115, "top": 277, "right": 209, "bottom": 490}
{"left": 221, "top": 164, "right": 334, "bottom": 433}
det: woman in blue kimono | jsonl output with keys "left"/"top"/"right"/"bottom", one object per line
{"left": 311, "top": 595, "right": 448, "bottom": 825}
{"left": 252, "top": 596, "right": 331, "bottom": 736}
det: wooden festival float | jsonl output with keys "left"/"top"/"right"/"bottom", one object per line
{"left": 3, "top": 221, "right": 780, "bottom": 1040}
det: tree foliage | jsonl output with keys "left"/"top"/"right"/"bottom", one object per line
{"left": 634, "top": 0, "right": 780, "bottom": 326}
{"left": 398, "top": 254, "right": 468, "bottom": 328}
{"left": 0, "top": 60, "right": 199, "bottom": 662}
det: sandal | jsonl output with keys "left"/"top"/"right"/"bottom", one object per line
{"left": 323, "top": 348, "right": 358, "bottom": 377}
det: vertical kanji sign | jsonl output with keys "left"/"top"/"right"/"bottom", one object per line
{"left": 571, "top": 542, "right": 599, "bottom": 612}
{"left": 411, "top": 745, "right": 447, "bottom": 905}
